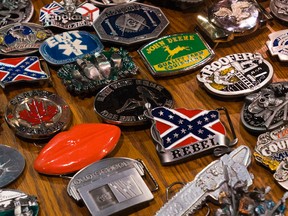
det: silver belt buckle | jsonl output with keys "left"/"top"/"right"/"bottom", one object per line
{"left": 67, "top": 157, "right": 158, "bottom": 216}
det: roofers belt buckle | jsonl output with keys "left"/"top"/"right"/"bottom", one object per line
{"left": 67, "top": 158, "right": 158, "bottom": 216}
{"left": 144, "top": 105, "right": 238, "bottom": 164}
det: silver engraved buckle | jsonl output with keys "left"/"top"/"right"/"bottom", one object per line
{"left": 67, "top": 158, "right": 158, "bottom": 216}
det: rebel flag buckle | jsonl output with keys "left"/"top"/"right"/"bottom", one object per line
{"left": 145, "top": 105, "right": 238, "bottom": 164}
{"left": 0, "top": 56, "right": 51, "bottom": 89}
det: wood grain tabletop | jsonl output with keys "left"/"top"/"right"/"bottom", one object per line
{"left": 1, "top": 0, "right": 287, "bottom": 215}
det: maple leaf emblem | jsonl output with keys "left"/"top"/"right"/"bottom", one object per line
{"left": 19, "top": 99, "right": 58, "bottom": 126}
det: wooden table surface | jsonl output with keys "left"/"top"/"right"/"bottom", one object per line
{"left": 1, "top": 0, "right": 288, "bottom": 215}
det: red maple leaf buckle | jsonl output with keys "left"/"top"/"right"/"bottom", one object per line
{"left": 19, "top": 99, "right": 58, "bottom": 125}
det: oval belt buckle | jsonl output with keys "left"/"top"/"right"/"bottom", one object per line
{"left": 67, "top": 157, "right": 158, "bottom": 216}
{"left": 144, "top": 104, "right": 238, "bottom": 165}
{"left": 196, "top": 0, "right": 272, "bottom": 46}
{"left": 254, "top": 124, "right": 288, "bottom": 190}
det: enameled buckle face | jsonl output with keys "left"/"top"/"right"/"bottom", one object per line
{"left": 267, "top": 30, "right": 288, "bottom": 61}
{"left": 0, "top": 0, "right": 34, "bottom": 28}
{"left": 0, "top": 56, "right": 50, "bottom": 88}
{"left": 94, "top": 78, "right": 173, "bottom": 126}
{"left": 208, "top": 0, "right": 259, "bottom": 35}
{"left": 138, "top": 33, "right": 215, "bottom": 77}
{"left": 270, "top": 0, "right": 288, "bottom": 22}
{"left": 0, "top": 189, "right": 39, "bottom": 215}
{"left": 0, "top": 23, "right": 53, "bottom": 56}
{"left": 40, "top": 1, "right": 100, "bottom": 29}
{"left": 197, "top": 53, "right": 273, "bottom": 98}
{"left": 92, "top": 2, "right": 169, "bottom": 46}
{"left": 241, "top": 82, "right": 288, "bottom": 134}
{"left": 0, "top": 144, "right": 25, "bottom": 188}
{"left": 39, "top": 30, "right": 104, "bottom": 65}
{"left": 196, "top": 0, "right": 269, "bottom": 43}
{"left": 254, "top": 125, "right": 288, "bottom": 190}
{"left": 57, "top": 47, "right": 138, "bottom": 96}
{"left": 67, "top": 158, "right": 156, "bottom": 216}
{"left": 5, "top": 90, "right": 71, "bottom": 140}
{"left": 145, "top": 106, "right": 237, "bottom": 164}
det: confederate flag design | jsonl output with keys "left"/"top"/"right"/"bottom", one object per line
{"left": 151, "top": 107, "right": 226, "bottom": 149}
{"left": 0, "top": 57, "right": 49, "bottom": 86}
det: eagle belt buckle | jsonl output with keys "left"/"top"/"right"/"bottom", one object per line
{"left": 196, "top": 0, "right": 272, "bottom": 45}
{"left": 145, "top": 105, "right": 238, "bottom": 164}
{"left": 67, "top": 158, "right": 158, "bottom": 216}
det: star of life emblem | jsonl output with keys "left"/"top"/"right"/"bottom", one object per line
{"left": 145, "top": 106, "right": 238, "bottom": 164}
{"left": 39, "top": 31, "right": 103, "bottom": 65}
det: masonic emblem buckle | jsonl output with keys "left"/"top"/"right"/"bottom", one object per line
{"left": 92, "top": 2, "right": 169, "bottom": 46}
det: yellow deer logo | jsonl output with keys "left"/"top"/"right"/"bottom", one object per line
{"left": 163, "top": 45, "right": 190, "bottom": 60}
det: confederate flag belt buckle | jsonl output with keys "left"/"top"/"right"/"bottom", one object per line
{"left": 67, "top": 158, "right": 158, "bottom": 216}
{"left": 145, "top": 105, "right": 238, "bottom": 164}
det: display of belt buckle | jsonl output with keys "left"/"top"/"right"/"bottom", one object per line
{"left": 197, "top": 52, "right": 273, "bottom": 98}
{"left": 0, "top": 56, "right": 50, "bottom": 89}
{"left": 94, "top": 78, "right": 174, "bottom": 126}
{"left": 196, "top": 0, "right": 271, "bottom": 44}
{"left": 67, "top": 158, "right": 158, "bottom": 216}
{"left": 241, "top": 82, "right": 288, "bottom": 134}
{"left": 0, "top": 0, "right": 34, "bottom": 28}
{"left": 40, "top": 0, "right": 99, "bottom": 30}
{"left": 138, "top": 32, "right": 215, "bottom": 77}
{"left": 0, "top": 144, "right": 25, "bottom": 188}
{"left": 90, "top": 0, "right": 142, "bottom": 7}
{"left": 254, "top": 124, "right": 288, "bottom": 190}
{"left": 0, "top": 189, "right": 39, "bottom": 216}
{"left": 39, "top": 30, "right": 104, "bottom": 65}
{"left": 145, "top": 106, "right": 237, "bottom": 164}
{"left": 57, "top": 47, "right": 138, "bottom": 96}
{"left": 270, "top": 0, "right": 288, "bottom": 22}
{"left": 92, "top": 2, "right": 169, "bottom": 46}
{"left": 267, "top": 29, "right": 288, "bottom": 61}
{"left": 5, "top": 90, "right": 71, "bottom": 140}
{"left": 0, "top": 23, "right": 53, "bottom": 56}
